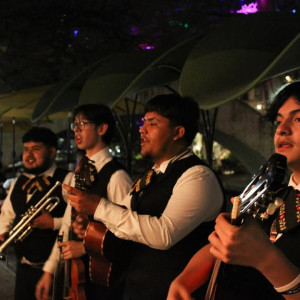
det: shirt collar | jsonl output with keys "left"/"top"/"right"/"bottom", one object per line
{"left": 153, "top": 148, "right": 192, "bottom": 174}
{"left": 288, "top": 174, "right": 300, "bottom": 190}
{"left": 88, "top": 147, "right": 112, "bottom": 173}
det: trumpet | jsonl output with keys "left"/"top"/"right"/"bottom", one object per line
{"left": 0, "top": 181, "right": 62, "bottom": 260}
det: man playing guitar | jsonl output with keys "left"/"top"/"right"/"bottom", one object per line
{"left": 167, "top": 81, "right": 300, "bottom": 300}
{"left": 63, "top": 94, "right": 225, "bottom": 299}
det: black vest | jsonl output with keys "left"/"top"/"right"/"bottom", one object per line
{"left": 11, "top": 168, "right": 69, "bottom": 263}
{"left": 88, "top": 159, "right": 125, "bottom": 198}
{"left": 123, "top": 154, "right": 225, "bottom": 300}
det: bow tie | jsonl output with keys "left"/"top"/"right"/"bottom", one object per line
{"left": 22, "top": 175, "right": 51, "bottom": 194}
{"left": 130, "top": 169, "right": 158, "bottom": 196}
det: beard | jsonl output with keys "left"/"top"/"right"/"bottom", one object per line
{"left": 24, "top": 156, "right": 53, "bottom": 175}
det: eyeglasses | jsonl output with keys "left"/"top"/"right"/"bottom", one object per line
{"left": 70, "top": 121, "right": 95, "bottom": 131}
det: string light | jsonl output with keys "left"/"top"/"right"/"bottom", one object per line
{"left": 236, "top": 2, "right": 258, "bottom": 14}
{"left": 139, "top": 43, "right": 155, "bottom": 50}
{"left": 285, "top": 75, "right": 292, "bottom": 82}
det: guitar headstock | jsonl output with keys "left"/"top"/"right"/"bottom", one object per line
{"left": 234, "top": 153, "right": 287, "bottom": 223}
{"left": 74, "top": 156, "right": 96, "bottom": 191}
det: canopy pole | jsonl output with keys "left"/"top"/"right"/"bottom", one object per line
{"left": 12, "top": 117, "right": 16, "bottom": 175}
{"left": 200, "top": 108, "right": 218, "bottom": 167}
{"left": 66, "top": 110, "right": 72, "bottom": 170}
{"left": 0, "top": 122, "right": 3, "bottom": 168}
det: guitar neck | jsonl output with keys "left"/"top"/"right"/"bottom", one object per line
{"left": 205, "top": 196, "right": 242, "bottom": 300}
{"left": 204, "top": 258, "right": 221, "bottom": 300}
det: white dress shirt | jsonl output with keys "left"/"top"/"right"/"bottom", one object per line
{"left": 94, "top": 150, "right": 224, "bottom": 250}
{"left": 43, "top": 147, "right": 132, "bottom": 274}
{"left": 288, "top": 175, "right": 300, "bottom": 190}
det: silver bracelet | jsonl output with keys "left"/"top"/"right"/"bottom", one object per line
{"left": 274, "top": 274, "right": 300, "bottom": 294}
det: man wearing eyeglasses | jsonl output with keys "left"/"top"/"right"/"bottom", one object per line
{"left": 36, "top": 104, "right": 132, "bottom": 300}
{"left": 62, "top": 94, "right": 224, "bottom": 300}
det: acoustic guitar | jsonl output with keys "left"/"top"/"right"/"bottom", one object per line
{"left": 204, "top": 153, "right": 287, "bottom": 300}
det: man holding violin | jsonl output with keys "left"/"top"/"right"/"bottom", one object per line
{"left": 35, "top": 104, "right": 132, "bottom": 300}
{"left": 64, "top": 94, "right": 224, "bottom": 299}
{"left": 0, "top": 127, "right": 73, "bottom": 300}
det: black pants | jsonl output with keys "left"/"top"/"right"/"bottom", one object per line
{"left": 15, "top": 262, "right": 43, "bottom": 300}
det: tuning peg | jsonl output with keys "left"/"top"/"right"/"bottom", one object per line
{"left": 259, "top": 212, "right": 269, "bottom": 220}
{"left": 274, "top": 197, "right": 283, "bottom": 207}
{"left": 266, "top": 203, "right": 277, "bottom": 216}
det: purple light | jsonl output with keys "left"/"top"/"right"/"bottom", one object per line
{"left": 138, "top": 117, "right": 145, "bottom": 129}
{"left": 130, "top": 27, "right": 139, "bottom": 35}
{"left": 139, "top": 43, "right": 155, "bottom": 50}
{"left": 73, "top": 30, "right": 79, "bottom": 37}
{"left": 236, "top": 2, "right": 258, "bottom": 14}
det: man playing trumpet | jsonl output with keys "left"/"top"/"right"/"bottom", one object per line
{"left": 0, "top": 127, "right": 73, "bottom": 300}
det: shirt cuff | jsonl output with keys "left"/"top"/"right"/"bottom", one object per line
{"left": 53, "top": 217, "right": 62, "bottom": 230}
{"left": 93, "top": 197, "right": 125, "bottom": 226}
{"left": 42, "top": 259, "right": 57, "bottom": 275}
{"left": 94, "top": 198, "right": 105, "bottom": 221}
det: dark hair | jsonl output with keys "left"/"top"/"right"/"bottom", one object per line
{"left": 72, "top": 104, "right": 115, "bottom": 145}
{"left": 22, "top": 127, "right": 58, "bottom": 148}
{"left": 265, "top": 81, "right": 300, "bottom": 124}
{"left": 145, "top": 94, "right": 200, "bottom": 145}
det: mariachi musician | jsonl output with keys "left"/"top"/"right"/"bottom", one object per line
{"left": 64, "top": 94, "right": 225, "bottom": 300}
{"left": 167, "top": 81, "right": 300, "bottom": 300}
{"left": 0, "top": 127, "right": 73, "bottom": 300}
{"left": 36, "top": 104, "right": 132, "bottom": 300}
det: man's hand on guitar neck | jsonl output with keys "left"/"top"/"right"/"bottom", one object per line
{"left": 63, "top": 184, "right": 100, "bottom": 215}
{"left": 208, "top": 213, "right": 274, "bottom": 268}
{"left": 208, "top": 213, "right": 300, "bottom": 299}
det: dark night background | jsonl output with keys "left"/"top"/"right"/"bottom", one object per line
{"left": 0, "top": 0, "right": 299, "bottom": 95}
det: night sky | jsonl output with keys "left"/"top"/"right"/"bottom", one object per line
{"left": 0, "top": 0, "right": 299, "bottom": 94}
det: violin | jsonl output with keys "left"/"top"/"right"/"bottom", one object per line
{"left": 62, "top": 156, "right": 91, "bottom": 300}
{"left": 63, "top": 258, "right": 86, "bottom": 300}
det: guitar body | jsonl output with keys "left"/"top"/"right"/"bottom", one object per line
{"left": 204, "top": 153, "right": 287, "bottom": 300}
{"left": 84, "top": 221, "right": 112, "bottom": 286}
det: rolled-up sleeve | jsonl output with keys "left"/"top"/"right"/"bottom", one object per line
{"left": 94, "top": 165, "right": 223, "bottom": 250}
{"left": 0, "top": 180, "right": 17, "bottom": 235}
